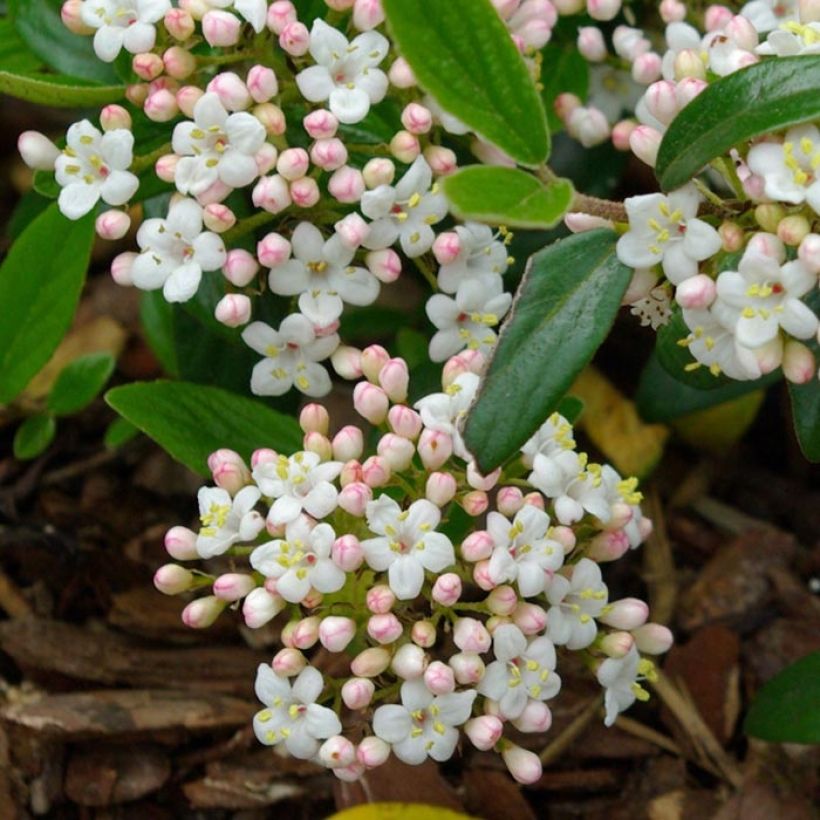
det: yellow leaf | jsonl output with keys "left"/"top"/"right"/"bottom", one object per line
{"left": 672, "top": 390, "right": 764, "bottom": 454}
{"left": 328, "top": 804, "right": 477, "bottom": 820}
{"left": 571, "top": 366, "right": 669, "bottom": 479}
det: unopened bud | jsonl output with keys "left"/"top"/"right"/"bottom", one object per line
{"left": 366, "top": 248, "right": 402, "bottom": 283}
{"left": 486, "top": 584, "right": 518, "bottom": 615}
{"left": 424, "top": 660, "right": 456, "bottom": 695}
{"left": 100, "top": 105, "right": 132, "bottom": 132}
{"left": 389, "top": 130, "right": 420, "bottom": 163}
{"left": 328, "top": 165, "right": 365, "bottom": 203}
{"left": 61, "top": 0, "right": 95, "bottom": 33}
{"left": 267, "top": 0, "right": 296, "bottom": 32}
{"left": 600, "top": 631, "right": 635, "bottom": 658}
{"left": 96, "top": 209, "right": 131, "bottom": 241}
{"left": 426, "top": 471, "right": 457, "bottom": 506}
{"left": 319, "top": 615, "right": 357, "bottom": 652}
{"left": 599, "top": 597, "right": 649, "bottom": 630}
{"left": 798, "top": 233, "right": 820, "bottom": 273}
{"left": 378, "top": 358, "right": 409, "bottom": 402}
{"left": 586, "top": 528, "right": 630, "bottom": 561}
{"left": 449, "top": 651, "right": 485, "bottom": 684}
{"left": 342, "top": 677, "right": 375, "bottom": 709}
{"left": 632, "top": 623, "right": 674, "bottom": 654}
{"left": 432, "top": 573, "right": 462, "bottom": 606}
{"left": 182, "top": 595, "right": 225, "bottom": 628}
{"left": 755, "top": 204, "right": 786, "bottom": 233}
{"left": 202, "top": 9, "right": 241, "bottom": 46}
{"left": 423, "top": 144, "right": 458, "bottom": 176}
{"left": 629, "top": 125, "right": 662, "bottom": 166}
{"left": 411, "top": 619, "right": 437, "bottom": 647}
{"left": 338, "top": 481, "right": 372, "bottom": 516}
{"left": 319, "top": 735, "right": 356, "bottom": 769}
{"left": 276, "top": 147, "right": 310, "bottom": 181}
{"left": 401, "top": 102, "right": 433, "bottom": 134}
{"left": 213, "top": 572, "right": 256, "bottom": 601}
{"left": 362, "top": 455, "right": 391, "bottom": 488}
{"left": 154, "top": 564, "right": 194, "bottom": 595}
{"left": 353, "top": 382, "right": 389, "bottom": 425}
{"left": 332, "top": 534, "right": 364, "bottom": 572}
{"left": 501, "top": 742, "right": 543, "bottom": 784}
{"left": 368, "top": 612, "right": 403, "bottom": 644}
{"left": 252, "top": 174, "right": 291, "bottom": 214}
{"left": 453, "top": 617, "right": 491, "bottom": 653}
{"left": 417, "top": 429, "right": 453, "bottom": 470}
{"left": 675, "top": 273, "right": 716, "bottom": 309}
{"left": 164, "top": 525, "right": 198, "bottom": 560}
{"left": 512, "top": 699, "right": 553, "bottom": 733}
{"left": 390, "top": 643, "right": 427, "bottom": 679}
{"left": 462, "top": 490, "right": 489, "bottom": 516}
{"left": 291, "top": 616, "right": 321, "bottom": 649}
{"left": 144, "top": 89, "right": 179, "bottom": 122}
{"left": 464, "top": 715, "right": 503, "bottom": 750}
{"left": 353, "top": 0, "right": 385, "bottom": 29}
{"left": 587, "top": 0, "right": 622, "bottom": 20}
{"left": 719, "top": 220, "right": 745, "bottom": 252}
{"left": 783, "top": 340, "right": 816, "bottom": 385}
{"left": 165, "top": 8, "right": 195, "bottom": 39}
{"left": 512, "top": 602, "right": 547, "bottom": 634}
{"left": 388, "top": 57, "right": 416, "bottom": 88}
{"left": 242, "top": 587, "right": 285, "bottom": 627}
{"left": 777, "top": 214, "right": 810, "bottom": 247}
{"left": 272, "top": 647, "right": 307, "bottom": 676}
{"left": 577, "top": 26, "right": 607, "bottom": 61}
{"left": 461, "top": 530, "right": 494, "bottom": 562}
{"left": 366, "top": 584, "right": 396, "bottom": 614}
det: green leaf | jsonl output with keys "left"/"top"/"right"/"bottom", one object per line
{"left": 13, "top": 413, "right": 56, "bottom": 460}
{"left": 0, "top": 70, "right": 125, "bottom": 106}
{"left": 744, "top": 652, "right": 820, "bottom": 744}
{"left": 9, "top": 0, "right": 119, "bottom": 84}
{"left": 557, "top": 395, "right": 584, "bottom": 424}
{"left": 47, "top": 352, "right": 115, "bottom": 416}
{"left": 787, "top": 291, "right": 820, "bottom": 461}
{"left": 0, "top": 17, "right": 44, "bottom": 73}
{"left": 383, "top": 0, "right": 549, "bottom": 166}
{"left": 656, "top": 56, "right": 820, "bottom": 191}
{"left": 464, "top": 229, "right": 632, "bottom": 471}
{"left": 103, "top": 416, "right": 139, "bottom": 448}
{"left": 637, "top": 350, "right": 780, "bottom": 422}
{"left": 442, "top": 167, "right": 574, "bottom": 229}
{"left": 0, "top": 203, "right": 95, "bottom": 404}
{"left": 105, "top": 381, "right": 303, "bottom": 475}
{"left": 540, "top": 44, "right": 589, "bottom": 132}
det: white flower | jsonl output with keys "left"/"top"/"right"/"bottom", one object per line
{"left": 630, "top": 285, "right": 673, "bottom": 330}
{"left": 616, "top": 185, "right": 722, "bottom": 285}
{"left": 253, "top": 665, "right": 342, "bottom": 758}
{"left": 172, "top": 93, "right": 266, "bottom": 197}
{"left": 195, "top": 485, "right": 264, "bottom": 558}
{"left": 437, "top": 223, "right": 511, "bottom": 294}
{"left": 54, "top": 121, "right": 138, "bottom": 220}
{"left": 414, "top": 372, "right": 480, "bottom": 460}
{"left": 713, "top": 250, "right": 819, "bottom": 348}
{"left": 252, "top": 451, "right": 342, "bottom": 527}
{"left": 361, "top": 495, "right": 455, "bottom": 600}
{"left": 250, "top": 515, "right": 345, "bottom": 602}
{"left": 757, "top": 21, "right": 820, "bottom": 55}
{"left": 742, "top": 0, "right": 797, "bottom": 32}
{"left": 597, "top": 645, "right": 655, "bottom": 726}
{"left": 600, "top": 466, "right": 646, "bottom": 549}
{"left": 477, "top": 624, "right": 561, "bottom": 719}
{"left": 747, "top": 125, "right": 820, "bottom": 213}
{"left": 426, "top": 275, "right": 512, "bottom": 363}
{"left": 80, "top": 0, "right": 170, "bottom": 62}
{"left": 373, "top": 678, "right": 476, "bottom": 764}
{"left": 269, "top": 223, "right": 380, "bottom": 327}
{"left": 679, "top": 307, "right": 766, "bottom": 380}
{"left": 242, "top": 315, "right": 339, "bottom": 398}
{"left": 486, "top": 505, "right": 565, "bottom": 597}
{"left": 201, "top": 0, "right": 268, "bottom": 32}
{"left": 361, "top": 157, "right": 448, "bottom": 257}
{"left": 546, "top": 558, "right": 608, "bottom": 649}
{"left": 528, "top": 451, "right": 613, "bottom": 525}
{"left": 520, "top": 412, "right": 576, "bottom": 468}
{"left": 296, "top": 19, "right": 389, "bottom": 124}
{"left": 587, "top": 65, "right": 642, "bottom": 123}
{"left": 130, "top": 198, "right": 227, "bottom": 303}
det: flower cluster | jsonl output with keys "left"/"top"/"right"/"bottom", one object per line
{"left": 155, "top": 346, "right": 671, "bottom": 783}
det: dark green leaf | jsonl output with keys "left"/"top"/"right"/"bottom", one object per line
{"left": 442, "top": 166, "right": 574, "bottom": 229}
{"left": 0, "top": 16, "right": 43, "bottom": 73}
{"left": 0, "top": 70, "right": 125, "bottom": 106}
{"left": 744, "top": 652, "right": 820, "bottom": 744}
{"left": 0, "top": 203, "right": 95, "bottom": 404}
{"left": 557, "top": 395, "right": 584, "bottom": 424}
{"left": 6, "top": 189, "right": 50, "bottom": 239}
{"left": 656, "top": 56, "right": 820, "bottom": 191}
{"left": 105, "top": 381, "right": 303, "bottom": 475}
{"left": 383, "top": 0, "right": 549, "bottom": 166}
{"left": 103, "top": 416, "right": 139, "bottom": 448}
{"left": 13, "top": 413, "right": 56, "bottom": 459}
{"left": 637, "top": 350, "right": 780, "bottom": 422}
{"left": 47, "top": 352, "right": 115, "bottom": 416}
{"left": 10, "top": 0, "right": 119, "bottom": 84}
{"left": 464, "top": 229, "right": 632, "bottom": 471}
{"left": 788, "top": 291, "right": 820, "bottom": 461}
{"left": 540, "top": 44, "right": 589, "bottom": 132}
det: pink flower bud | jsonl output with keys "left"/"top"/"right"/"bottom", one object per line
{"left": 391, "top": 642, "right": 427, "bottom": 679}
{"left": 453, "top": 617, "right": 491, "bottom": 653}
{"left": 243, "top": 587, "right": 285, "bottom": 628}
{"left": 338, "top": 481, "right": 372, "bottom": 517}
{"left": 319, "top": 615, "right": 357, "bottom": 652}
{"left": 254, "top": 235, "right": 290, "bottom": 272}
{"left": 411, "top": 620, "right": 437, "bottom": 647}
{"left": 587, "top": 529, "right": 630, "bottom": 561}
{"left": 417, "top": 429, "right": 453, "bottom": 470}
{"left": 245, "top": 65, "right": 278, "bottom": 104}
{"left": 332, "top": 534, "right": 364, "bottom": 572}
{"left": 290, "top": 616, "right": 320, "bottom": 649}
{"left": 356, "top": 345, "right": 387, "bottom": 382}
{"left": 328, "top": 165, "right": 365, "bottom": 203}
{"left": 334, "top": 212, "right": 369, "bottom": 249}
{"left": 252, "top": 103, "right": 286, "bottom": 137}
{"left": 604, "top": 119, "right": 633, "bottom": 152}
{"left": 600, "top": 631, "right": 635, "bottom": 658}
{"left": 279, "top": 20, "right": 310, "bottom": 54}
{"left": 61, "top": 0, "right": 95, "bottom": 33}
{"left": 165, "top": 8, "right": 195, "bottom": 39}
{"left": 599, "top": 597, "right": 649, "bottom": 630}
{"left": 466, "top": 462, "right": 500, "bottom": 492}
{"left": 400, "top": 102, "right": 433, "bottom": 135}
{"left": 375, "top": 434, "right": 413, "bottom": 471}
{"left": 327, "top": 428, "right": 362, "bottom": 465}
{"left": 464, "top": 715, "right": 503, "bottom": 750}
{"left": 214, "top": 293, "right": 252, "bottom": 328}
{"left": 632, "top": 623, "right": 673, "bottom": 654}
{"left": 368, "top": 612, "right": 403, "bottom": 644}
{"left": 673, "top": 48, "right": 706, "bottom": 81}
{"left": 473, "top": 560, "right": 495, "bottom": 591}
{"left": 632, "top": 52, "right": 662, "bottom": 85}
{"left": 659, "top": 0, "right": 686, "bottom": 21}
{"left": 629, "top": 125, "right": 662, "bottom": 167}
{"left": 164, "top": 525, "right": 198, "bottom": 560}
{"left": 388, "top": 56, "right": 416, "bottom": 88}
{"left": 449, "top": 651, "right": 485, "bottom": 684}
{"left": 366, "top": 584, "right": 395, "bottom": 615}
{"left": 340, "top": 460, "right": 362, "bottom": 486}
{"left": 798, "top": 233, "right": 820, "bottom": 273}
{"left": 612, "top": 25, "right": 650, "bottom": 59}
{"left": 577, "top": 26, "right": 607, "bottom": 61}
{"left": 424, "top": 144, "right": 458, "bottom": 176}
{"left": 554, "top": 92, "right": 581, "bottom": 124}
{"left": 154, "top": 564, "right": 194, "bottom": 595}
{"left": 95, "top": 209, "right": 131, "bottom": 241}
{"left": 288, "top": 177, "right": 318, "bottom": 208}
{"left": 512, "top": 699, "right": 552, "bottom": 733}
{"left": 674, "top": 274, "right": 716, "bottom": 310}
{"left": 342, "top": 677, "right": 375, "bottom": 709}
{"left": 363, "top": 249, "right": 401, "bottom": 284}
{"left": 645, "top": 80, "right": 679, "bottom": 125}
{"left": 153, "top": 153, "right": 178, "bottom": 184}
{"left": 361, "top": 159, "right": 395, "bottom": 191}
{"left": 144, "top": 89, "right": 179, "bottom": 123}
{"left": 304, "top": 109, "right": 339, "bottom": 140}
{"left": 207, "top": 448, "right": 250, "bottom": 494}
{"left": 197, "top": 178, "right": 232, "bottom": 207}
{"left": 357, "top": 735, "right": 390, "bottom": 769}
{"left": 460, "top": 530, "right": 493, "bottom": 563}
{"left": 219, "top": 251, "right": 258, "bottom": 290}
{"left": 353, "top": 382, "right": 389, "bottom": 425}
{"left": 182, "top": 595, "right": 225, "bottom": 628}
{"left": 303, "top": 588, "right": 324, "bottom": 610}
{"left": 425, "top": 471, "right": 457, "bottom": 506}
{"left": 351, "top": 646, "right": 391, "bottom": 677}
{"left": 125, "top": 83, "right": 148, "bottom": 107}
{"left": 252, "top": 174, "right": 292, "bottom": 214}
{"left": 587, "top": 0, "right": 621, "bottom": 20}
{"left": 267, "top": 0, "right": 296, "bottom": 32}
{"left": 486, "top": 585, "right": 518, "bottom": 616}
{"left": 513, "top": 602, "right": 547, "bottom": 634}
{"left": 306, "top": 138, "right": 345, "bottom": 173}
{"left": 378, "top": 359, "right": 409, "bottom": 402}
{"left": 319, "top": 735, "right": 356, "bottom": 769}
{"left": 568, "top": 106, "right": 610, "bottom": 147}
{"left": 492, "top": 488, "right": 522, "bottom": 518}
{"left": 212, "top": 572, "right": 256, "bottom": 601}
{"left": 201, "top": 202, "right": 235, "bottom": 234}
{"left": 423, "top": 660, "right": 456, "bottom": 695}
{"left": 747, "top": 231, "right": 785, "bottom": 259}
{"left": 330, "top": 347, "right": 362, "bottom": 381}
{"left": 353, "top": 0, "right": 385, "bottom": 29}
{"left": 162, "top": 46, "right": 195, "bottom": 80}
{"left": 778, "top": 215, "right": 811, "bottom": 247}
{"left": 432, "top": 573, "right": 462, "bottom": 606}
{"left": 272, "top": 647, "right": 307, "bottom": 676}
{"left": 98, "top": 106, "right": 132, "bottom": 135}
{"left": 501, "top": 742, "right": 542, "bottom": 784}
{"left": 389, "top": 130, "right": 420, "bottom": 163}
{"left": 362, "top": 455, "right": 391, "bottom": 488}
{"left": 207, "top": 72, "right": 251, "bottom": 111}
{"left": 783, "top": 340, "right": 816, "bottom": 385}
{"left": 276, "top": 147, "right": 310, "bottom": 181}
{"left": 202, "top": 9, "right": 241, "bottom": 46}
{"left": 432, "top": 232, "right": 462, "bottom": 266}
{"left": 303, "top": 431, "right": 332, "bottom": 461}
{"left": 297, "top": 404, "right": 328, "bottom": 437}
{"left": 716, "top": 221, "right": 744, "bottom": 254}
{"left": 463, "top": 491, "right": 489, "bottom": 517}
{"left": 442, "top": 350, "right": 485, "bottom": 385}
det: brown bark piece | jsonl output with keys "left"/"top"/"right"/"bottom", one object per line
{"left": 462, "top": 768, "right": 536, "bottom": 820}
{"left": 64, "top": 743, "right": 171, "bottom": 806}
{"left": 744, "top": 616, "right": 820, "bottom": 686}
